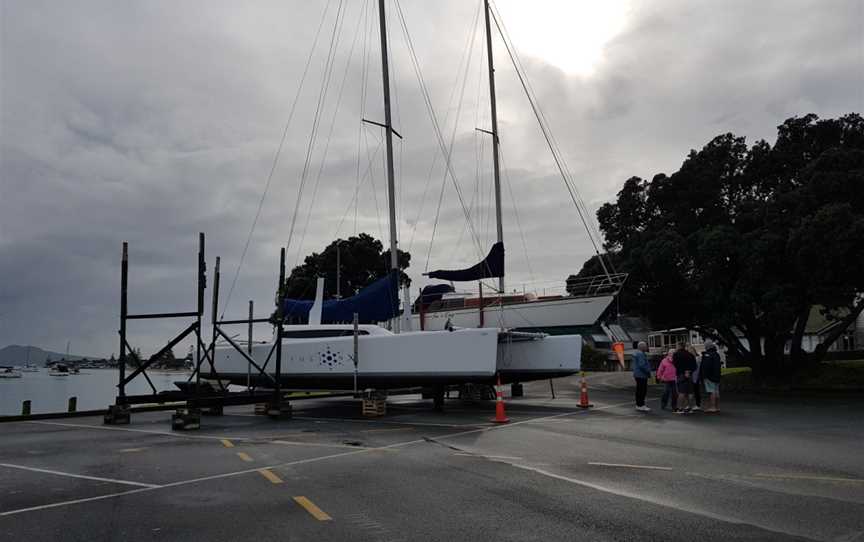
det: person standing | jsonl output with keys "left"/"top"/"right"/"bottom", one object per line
{"left": 673, "top": 342, "right": 697, "bottom": 413}
{"left": 701, "top": 339, "right": 723, "bottom": 413}
{"left": 656, "top": 349, "right": 678, "bottom": 410}
{"left": 632, "top": 341, "right": 652, "bottom": 412}
{"left": 688, "top": 344, "right": 703, "bottom": 412}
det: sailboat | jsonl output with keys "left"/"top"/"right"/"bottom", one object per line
{"left": 214, "top": 0, "right": 501, "bottom": 393}
{"left": 20, "top": 345, "right": 39, "bottom": 372}
{"left": 412, "top": 0, "right": 625, "bottom": 336}
{"left": 216, "top": 0, "right": 614, "bottom": 392}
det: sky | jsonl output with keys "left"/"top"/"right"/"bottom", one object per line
{"left": 1, "top": 0, "right": 862, "bottom": 357}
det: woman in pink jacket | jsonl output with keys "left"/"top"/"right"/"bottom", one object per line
{"left": 657, "top": 349, "right": 678, "bottom": 411}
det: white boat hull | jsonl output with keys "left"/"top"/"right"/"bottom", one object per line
{"left": 214, "top": 328, "right": 499, "bottom": 389}
{"left": 414, "top": 295, "right": 614, "bottom": 331}
{"left": 497, "top": 334, "right": 582, "bottom": 382}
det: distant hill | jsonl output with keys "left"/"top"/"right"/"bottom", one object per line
{"left": 0, "top": 345, "right": 102, "bottom": 366}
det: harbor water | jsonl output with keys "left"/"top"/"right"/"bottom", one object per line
{"left": 0, "top": 368, "right": 193, "bottom": 416}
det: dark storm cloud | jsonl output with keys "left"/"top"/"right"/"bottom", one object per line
{"left": 1, "top": 0, "right": 861, "bottom": 355}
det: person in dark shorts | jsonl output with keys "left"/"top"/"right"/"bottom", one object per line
{"left": 673, "top": 342, "right": 697, "bottom": 413}
{"left": 688, "top": 344, "right": 703, "bottom": 412}
{"left": 700, "top": 339, "right": 723, "bottom": 413}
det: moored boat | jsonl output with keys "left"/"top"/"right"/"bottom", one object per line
{"left": 0, "top": 366, "right": 23, "bottom": 379}
{"left": 49, "top": 364, "right": 71, "bottom": 376}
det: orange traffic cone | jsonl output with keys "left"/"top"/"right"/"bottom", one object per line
{"left": 578, "top": 372, "right": 593, "bottom": 409}
{"left": 492, "top": 374, "right": 510, "bottom": 423}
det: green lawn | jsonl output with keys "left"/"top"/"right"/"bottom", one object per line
{"left": 720, "top": 361, "right": 864, "bottom": 391}
{"left": 722, "top": 366, "right": 752, "bottom": 376}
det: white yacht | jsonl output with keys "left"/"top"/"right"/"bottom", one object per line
{"left": 0, "top": 366, "right": 23, "bottom": 379}
{"left": 214, "top": 323, "right": 500, "bottom": 390}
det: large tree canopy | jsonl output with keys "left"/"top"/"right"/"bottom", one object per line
{"left": 596, "top": 113, "right": 864, "bottom": 376}
{"left": 280, "top": 233, "right": 411, "bottom": 301}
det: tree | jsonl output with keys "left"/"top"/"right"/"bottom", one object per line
{"left": 596, "top": 113, "right": 864, "bottom": 378}
{"left": 280, "top": 233, "right": 411, "bottom": 300}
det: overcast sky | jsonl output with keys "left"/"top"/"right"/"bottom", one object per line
{"left": 1, "top": 0, "right": 862, "bottom": 357}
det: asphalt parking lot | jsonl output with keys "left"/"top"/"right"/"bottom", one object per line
{"left": 2, "top": 373, "right": 863, "bottom": 541}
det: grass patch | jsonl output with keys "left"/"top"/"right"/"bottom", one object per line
{"left": 722, "top": 361, "right": 864, "bottom": 392}
{"left": 796, "top": 361, "right": 864, "bottom": 389}
{"left": 828, "top": 359, "right": 864, "bottom": 369}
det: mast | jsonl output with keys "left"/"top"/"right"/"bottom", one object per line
{"left": 377, "top": 0, "right": 400, "bottom": 333}
{"left": 484, "top": 0, "right": 505, "bottom": 295}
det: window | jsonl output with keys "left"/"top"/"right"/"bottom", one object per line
{"left": 840, "top": 332, "right": 855, "bottom": 351}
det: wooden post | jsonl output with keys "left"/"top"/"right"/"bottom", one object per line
{"left": 247, "top": 300, "right": 253, "bottom": 391}
{"left": 272, "top": 248, "right": 285, "bottom": 413}
{"left": 479, "top": 282, "right": 484, "bottom": 328}
{"left": 119, "top": 242, "right": 128, "bottom": 403}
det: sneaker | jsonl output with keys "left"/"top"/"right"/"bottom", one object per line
{"left": 674, "top": 409, "right": 685, "bottom": 415}
{"left": 691, "top": 406, "right": 702, "bottom": 412}
{"left": 636, "top": 405, "right": 651, "bottom": 412}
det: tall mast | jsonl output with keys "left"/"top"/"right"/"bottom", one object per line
{"left": 484, "top": 0, "right": 505, "bottom": 295}
{"left": 378, "top": 0, "right": 400, "bottom": 333}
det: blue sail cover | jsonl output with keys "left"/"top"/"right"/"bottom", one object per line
{"left": 427, "top": 242, "right": 504, "bottom": 282}
{"left": 281, "top": 271, "right": 399, "bottom": 323}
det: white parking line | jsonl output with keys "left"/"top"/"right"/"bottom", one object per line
{"left": 294, "top": 415, "right": 487, "bottom": 429}
{"left": 0, "top": 463, "right": 160, "bottom": 488}
{"left": 2, "top": 399, "right": 639, "bottom": 518}
{"left": 588, "top": 462, "right": 673, "bottom": 471}
{"left": 506, "top": 463, "right": 817, "bottom": 541}
{"left": 453, "top": 453, "right": 524, "bottom": 461}
{"left": 27, "top": 420, "right": 242, "bottom": 442}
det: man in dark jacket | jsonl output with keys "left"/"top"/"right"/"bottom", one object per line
{"left": 672, "top": 342, "right": 697, "bottom": 413}
{"left": 700, "top": 339, "right": 723, "bottom": 413}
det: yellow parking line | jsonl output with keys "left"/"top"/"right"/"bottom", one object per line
{"left": 221, "top": 439, "right": 234, "bottom": 448}
{"left": 258, "top": 468, "right": 283, "bottom": 484}
{"left": 294, "top": 496, "right": 332, "bottom": 521}
{"left": 237, "top": 452, "right": 253, "bottom": 462}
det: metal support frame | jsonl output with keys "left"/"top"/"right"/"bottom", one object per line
{"left": 271, "top": 248, "right": 286, "bottom": 415}
{"left": 117, "top": 234, "right": 207, "bottom": 408}
{"left": 112, "top": 233, "right": 283, "bottom": 425}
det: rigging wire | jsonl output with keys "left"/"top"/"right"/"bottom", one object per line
{"left": 406, "top": 0, "right": 483, "bottom": 254}
{"left": 355, "top": 0, "right": 375, "bottom": 235}
{"left": 421, "top": 3, "right": 483, "bottom": 272}
{"left": 499, "top": 147, "right": 535, "bottom": 283}
{"left": 332, "top": 132, "right": 384, "bottom": 239}
{"left": 393, "top": 0, "right": 484, "bottom": 260}
{"left": 490, "top": 8, "right": 605, "bottom": 258}
{"left": 294, "top": 1, "right": 366, "bottom": 268}
{"left": 220, "top": 0, "right": 334, "bottom": 318}
{"left": 385, "top": 0, "right": 405, "bottom": 245}
{"left": 285, "top": 0, "right": 346, "bottom": 263}
{"left": 489, "top": 1, "right": 612, "bottom": 278}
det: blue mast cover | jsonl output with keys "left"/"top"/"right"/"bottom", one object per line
{"left": 427, "top": 242, "right": 504, "bottom": 282}
{"left": 281, "top": 271, "right": 399, "bottom": 323}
